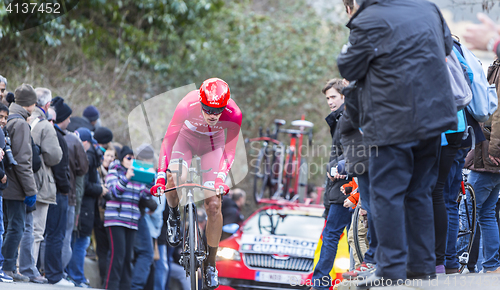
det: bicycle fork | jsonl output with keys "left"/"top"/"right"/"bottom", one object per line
{"left": 180, "top": 190, "right": 206, "bottom": 276}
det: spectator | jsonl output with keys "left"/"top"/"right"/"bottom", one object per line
{"left": 337, "top": 0, "right": 457, "bottom": 287}
{"left": 310, "top": 79, "right": 351, "bottom": 290}
{"left": 104, "top": 146, "right": 152, "bottom": 290}
{"left": 461, "top": 38, "right": 500, "bottom": 273}
{"left": 0, "top": 75, "right": 8, "bottom": 107}
{"left": 463, "top": 13, "right": 500, "bottom": 58}
{"left": 18, "top": 87, "right": 62, "bottom": 284}
{"left": 131, "top": 145, "right": 157, "bottom": 290}
{"left": 67, "top": 105, "right": 100, "bottom": 132}
{"left": 95, "top": 146, "right": 116, "bottom": 286}
{"left": 2, "top": 84, "right": 38, "bottom": 282}
{"left": 337, "top": 3, "right": 377, "bottom": 280}
{"left": 0, "top": 103, "right": 11, "bottom": 283}
{"left": 45, "top": 96, "right": 75, "bottom": 286}
{"left": 221, "top": 188, "right": 246, "bottom": 240}
{"left": 67, "top": 127, "right": 105, "bottom": 287}
{"left": 62, "top": 124, "right": 89, "bottom": 276}
{"left": 94, "top": 126, "right": 113, "bottom": 151}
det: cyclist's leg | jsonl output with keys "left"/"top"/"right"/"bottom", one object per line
{"left": 167, "top": 129, "right": 193, "bottom": 208}
{"left": 200, "top": 146, "right": 224, "bottom": 253}
{"left": 198, "top": 141, "right": 224, "bottom": 289}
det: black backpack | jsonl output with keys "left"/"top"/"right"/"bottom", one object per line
{"left": 7, "top": 113, "right": 42, "bottom": 173}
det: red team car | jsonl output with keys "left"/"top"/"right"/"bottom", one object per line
{"left": 216, "top": 201, "right": 349, "bottom": 290}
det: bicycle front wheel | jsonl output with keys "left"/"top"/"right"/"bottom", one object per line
{"left": 188, "top": 202, "right": 199, "bottom": 290}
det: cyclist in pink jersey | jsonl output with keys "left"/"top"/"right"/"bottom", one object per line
{"left": 151, "top": 78, "right": 242, "bottom": 289}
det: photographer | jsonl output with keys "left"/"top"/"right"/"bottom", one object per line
{"left": 2, "top": 84, "right": 38, "bottom": 282}
{"left": 311, "top": 79, "right": 352, "bottom": 290}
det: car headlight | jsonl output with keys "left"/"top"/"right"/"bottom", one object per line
{"left": 334, "top": 257, "right": 350, "bottom": 272}
{"left": 216, "top": 247, "right": 241, "bottom": 261}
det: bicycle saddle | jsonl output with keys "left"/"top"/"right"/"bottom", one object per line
{"left": 274, "top": 119, "right": 286, "bottom": 126}
{"left": 291, "top": 120, "right": 314, "bottom": 128}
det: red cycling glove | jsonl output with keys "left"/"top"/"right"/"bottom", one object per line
{"left": 150, "top": 178, "right": 166, "bottom": 196}
{"left": 214, "top": 178, "right": 230, "bottom": 195}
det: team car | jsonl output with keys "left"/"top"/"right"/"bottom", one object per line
{"left": 216, "top": 200, "right": 350, "bottom": 290}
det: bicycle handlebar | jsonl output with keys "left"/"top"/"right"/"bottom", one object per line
{"left": 164, "top": 183, "right": 217, "bottom": 193}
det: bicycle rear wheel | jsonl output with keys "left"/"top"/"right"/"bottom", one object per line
{"left": 253, "top": 147, "right": 272, "bottom": 203}
{"left": 188, "top": 202, "right": 199, "bottom": 290}
{"left": 457, "top": 183, "right": 476, "bottom": 273}
{"left": 352, "top": 205, "right": 364, "bottom": 265}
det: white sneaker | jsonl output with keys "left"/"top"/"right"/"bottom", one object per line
{"left": 54, "top": 278, "right": 75, "bottom": 287}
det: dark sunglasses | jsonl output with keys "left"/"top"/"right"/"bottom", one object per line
{"left": 201, "top": 103, "right": 225, "bottom": 115}
{"left": 0, "top": 89, "right": 5, "bottom": 93}
{"left": 125, "top": 156, "right": 134, "bottom": 160}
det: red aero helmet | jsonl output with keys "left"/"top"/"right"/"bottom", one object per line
{"left": 199, "top": 78, "right": 230, "bottom": 115}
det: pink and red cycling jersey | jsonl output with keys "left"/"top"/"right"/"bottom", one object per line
{"left": 157, "top": 90, "right": 242, "bottom": 185}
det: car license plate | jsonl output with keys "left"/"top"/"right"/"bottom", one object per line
{"left": 255, "top": 271, "right": 302, "bottom": 284}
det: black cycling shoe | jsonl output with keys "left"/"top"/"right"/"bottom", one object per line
{"left": 166, "top": 207, "right": 181, "bottom": 247}
{"left": 204, "top": 265, "right": 219, "bottom": 289}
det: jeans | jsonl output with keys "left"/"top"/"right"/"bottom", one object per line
{"left": 311, "top": 203, "right": 351, "bottom": 289}
{"left": 370, "top": 136, "right": 440, "bottom": 279}
{"left": 19, "top": 211, "right": 41, "bottom": 278}
{"left": 131, "top": 215, "right": 154, "bottom": 290}
{"left": 467, "top": 171, "right": 500, "bottom": 271}
{"left": 45, "top": 193, "right": 68, "bottom": 284}
{"left": 0, "top": 193, "right": 4, "bottom": 270}
{"left": 1, "top": 199, "right": 26, "bottom": 271}
{"left": 357, "top": 173, "right": 377, "bottom": 265}
{"left": 66, "top": 232, "right": 91, "bottom": 284}
{"left": 444, "top": 148, "right": 468, "bottom": 269}
{"left": 154, "top": 244, "right": 168, "bottom": 290}
{"left": 62, "top": 205, "right": 75, "bottom": 270}
{"left": 168, "top": 257, "right": 190, "bottom": 290}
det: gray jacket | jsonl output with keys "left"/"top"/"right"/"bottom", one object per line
{"left": 31, "top": 106, "right": 63, "bottom": 204}
{"left": 3, "top": 103, "right": 37, "bottom": 200}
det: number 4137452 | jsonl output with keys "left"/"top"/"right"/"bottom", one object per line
{"left": 6, "top": 2, "right": 61, "bottom": 14}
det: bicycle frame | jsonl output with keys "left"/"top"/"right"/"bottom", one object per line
{"left": 164, "top": 157, "right": 216, "bottom": 290}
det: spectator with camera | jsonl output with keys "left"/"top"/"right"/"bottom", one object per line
{"left": 1, "top": 84, "right": 38, "bottom": 282}
{"left": 311, "top": 79, "right": 352, "bottom": 290}
{"left": 18, "top": 87, "right": 63, "bottom": 284}
{"left": 67, "top": 127, "right": 105, "bottom": 287}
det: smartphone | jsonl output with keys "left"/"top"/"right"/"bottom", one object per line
{"left": 331, "top": 167, "right": 338, "bottom": 177}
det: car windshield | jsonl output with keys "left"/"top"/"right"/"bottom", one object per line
{"left": 242, "top": 208, "right": 324, "bottom": 240}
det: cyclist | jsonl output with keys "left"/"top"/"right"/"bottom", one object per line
{"left": 151, "top": 78, "right": 242, "bottom": 289}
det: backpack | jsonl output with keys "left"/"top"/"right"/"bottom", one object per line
{"left": 447, "top": 50, "right": 472, "bottom": 111}
{"left": 459, "top": 43, "right": 498, "bottom": 122}
{"left": 7, "top": 113, "right": 42, "bottom": 173}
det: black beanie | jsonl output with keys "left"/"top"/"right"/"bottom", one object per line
{"left": 94, "top": 127, "right": 113, "bottom": 144}
{"left": 14, "top": 83, "right": 37, "bottom": 107}
{"left": 51, "top": 96, "right": 72, "bottom": 124}
{"left": 119, "top": 146, "right": 134, "bottom": 162}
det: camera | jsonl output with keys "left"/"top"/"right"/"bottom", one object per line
{"left": 4, "top": 128, "right": 18, "bottom": 168}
